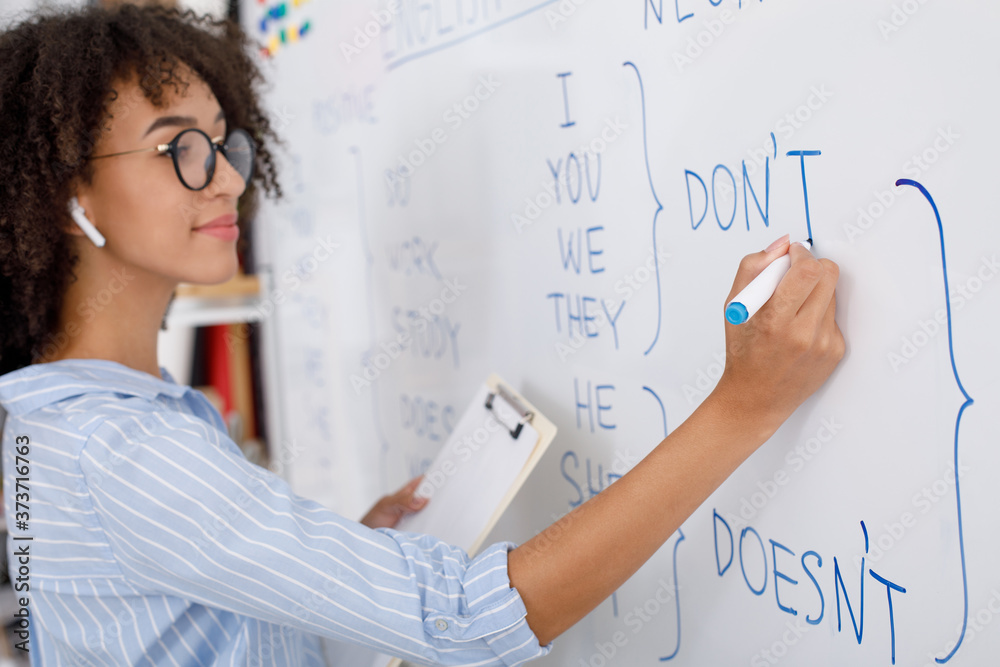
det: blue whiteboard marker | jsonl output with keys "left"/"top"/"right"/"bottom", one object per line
{"left": 725, "top": 239, "right": 813, "bottom": 325}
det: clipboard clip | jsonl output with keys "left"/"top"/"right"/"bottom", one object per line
{"left": 485, "top": 383, "right": 534, "bottom": 440}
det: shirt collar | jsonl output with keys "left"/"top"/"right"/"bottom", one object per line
{"left": 0, "top": 358, "right": 192, "bottom": 417}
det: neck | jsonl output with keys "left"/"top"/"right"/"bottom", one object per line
{"left": 37, "top": 247, "right": 176, "bottom": 380}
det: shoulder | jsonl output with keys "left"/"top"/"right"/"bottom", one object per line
{"left": 0, "top": 357, "right": 226, "bottom": 437}
{"left": 84, "top": 407, "right": 243, "bottom": 468}
{"left": 0, "top": 359, "right": 196, "bottom": 418}
{"left": 79, "top": 406, "right": 261, "bottom": 508}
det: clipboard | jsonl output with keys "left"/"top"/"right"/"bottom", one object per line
{"left": 370, "top": 374, "right": 557, "bottom": 667}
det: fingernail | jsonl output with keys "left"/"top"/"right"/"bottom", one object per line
{"left": 765, "top": 234, "right": 790, "bottom": 252}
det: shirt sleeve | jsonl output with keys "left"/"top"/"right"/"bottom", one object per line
{"left": 78, "top": 409, "right": 552, "bottom": 666}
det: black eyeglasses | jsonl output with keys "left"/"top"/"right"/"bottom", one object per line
{"left": 90, "top": 127, "right": 256, "bottom": 192}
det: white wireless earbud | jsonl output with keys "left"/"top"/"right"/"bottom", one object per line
{"left": 68, "top": 196, "right": 105, "bottom": 248}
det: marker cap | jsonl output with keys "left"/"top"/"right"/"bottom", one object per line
{"left": 725, "top": 302, "right": 748, "bottom": 325}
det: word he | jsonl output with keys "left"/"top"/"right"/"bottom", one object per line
{"left": 573, "top": 378, "right": 615, "bottom": 434}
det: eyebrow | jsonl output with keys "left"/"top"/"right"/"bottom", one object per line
{"left": 142, "top": 109, "right": 226, "bottom": 138}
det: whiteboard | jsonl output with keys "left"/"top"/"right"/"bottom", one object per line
{"left": 242, "top": 1, "right": 1000, "bottom": 665}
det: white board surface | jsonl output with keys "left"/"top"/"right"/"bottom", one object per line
{"left": 242, "top": 1, "right": 1000, "bottom": 665}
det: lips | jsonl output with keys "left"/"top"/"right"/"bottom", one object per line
{"left": 196, "top": 213, "right": 238, "bottom": 230}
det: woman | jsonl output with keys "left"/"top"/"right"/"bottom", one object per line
{"left": 0, "top": 4, "right": 844, "bottom": 665}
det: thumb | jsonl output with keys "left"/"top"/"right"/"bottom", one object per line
{"left": 725, "top": 234, "right": 792, "bottom": 303}
{"left": 402, "top": 475, "right": 428, "bottom": 510}
{"left": 402, "top": 475, "right": 423, "bottom": 494}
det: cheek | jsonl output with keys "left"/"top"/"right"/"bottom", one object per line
{"left": 100, "top": 164, "right": 192, "bottom": 250}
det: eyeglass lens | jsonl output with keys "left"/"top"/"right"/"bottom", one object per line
{"left": 175, "top": 129, "right": 254, "bottom": 191}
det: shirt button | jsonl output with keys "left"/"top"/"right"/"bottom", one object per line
{"left": 434, "top": 619, "right": 449, "bottom": 632}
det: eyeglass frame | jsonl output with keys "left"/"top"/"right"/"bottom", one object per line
{"left": 88, "top": 127, "right": 256, "bottom": 192}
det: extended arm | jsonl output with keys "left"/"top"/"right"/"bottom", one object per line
{"left": 508, "top": 239, "right": 845, "bottom": 645}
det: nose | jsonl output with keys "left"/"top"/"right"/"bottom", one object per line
{"left": 206, "top": 149, "right": 250, "bottom": 199}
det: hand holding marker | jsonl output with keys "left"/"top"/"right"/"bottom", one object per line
{"left": 725, "top": 236, "right": 814, "bottom": 325}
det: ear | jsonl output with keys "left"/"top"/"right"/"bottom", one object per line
{"left": 64, "top": 183, "right": 93, "bottom": 237}
{"left": 65, "top": 183, "right": 107, "bottom": 248}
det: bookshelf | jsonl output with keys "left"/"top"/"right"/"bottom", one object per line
{"left": 166, "top": 271, "right": 268, "bottom": 328}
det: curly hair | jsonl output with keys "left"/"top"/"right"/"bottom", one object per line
{"left": 0, "top": 3, "right": 286, "bottom": 376}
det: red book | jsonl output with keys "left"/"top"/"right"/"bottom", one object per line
{"left": 206, "top": 324, "right": 233, "bottom": 420}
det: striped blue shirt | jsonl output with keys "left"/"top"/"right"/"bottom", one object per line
{"left": 0, "top": 359, "right": 550, "bottom": 666}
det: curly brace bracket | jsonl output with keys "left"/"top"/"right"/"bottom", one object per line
{"left": 895, "top": 178, "right": 973, "bottom": 664}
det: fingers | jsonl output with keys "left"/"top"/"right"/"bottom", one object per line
{"left": 401, "top": 475, "right": 428, "bottom": 510}
{"left": 769, "top": 242, "right": 825, "bottom": 319}
{"left": 822, "top": 290, "right": 837, "bottom": 334}
{"left": 795, "top": 258, "right": 839, "bottom": 327}
{"left": 725, "top": 234, "right": 791, "bottom": 303}
{"left": 402, "top": 475, "right": 423, "bottom": 495}
{"left": 815, "top": 290, "right": 846, "bottom": 366}
{"left": 360, "top": 476, "right": 429, "bottom": 529}
{"left": 826, "top": 294, "right": 845, "bottom": 358}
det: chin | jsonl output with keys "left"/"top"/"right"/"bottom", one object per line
{"left": 189, "top": 255, "right": 241, "bottom": 285}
